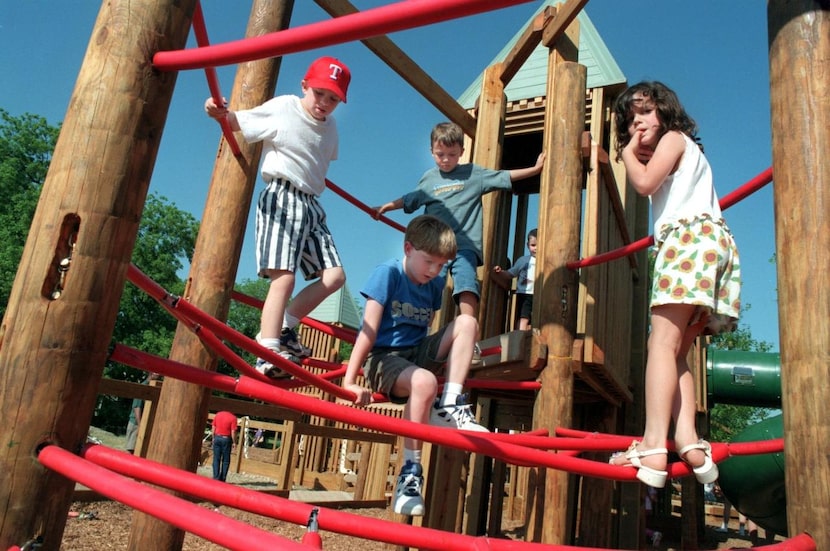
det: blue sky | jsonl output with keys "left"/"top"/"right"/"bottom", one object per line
{"left": 1, "top": 1, "right": 779, "bottom": 350}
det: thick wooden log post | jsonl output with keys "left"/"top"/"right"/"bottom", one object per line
{"left": 477, "top": 63, "right": 511, "bottom": 339}
{"left": 768, "top": 2, "right": 830, "bottom": 546}
{"left": 0, "top": 1, "right": 195, "bottom": 548}
{"left": 126, "top": 2, "right": 294, "bottom": 550}
{"left": 526, "top": 60, "right": 586, "bottom": 544}
{"left": 462, "top": 63, "right": 509, "bottom": 535}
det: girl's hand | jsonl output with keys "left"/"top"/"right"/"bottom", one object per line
{"left": 626, "top": 130, "right": 654, "bottom": 163}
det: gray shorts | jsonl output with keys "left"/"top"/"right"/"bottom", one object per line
{"left": 364, "top": 326, "right": 448, "bottom": 403}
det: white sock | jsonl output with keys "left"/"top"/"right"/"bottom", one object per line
{"left": 258, "top": 337, "right": 281, "bottom": 351}
{"left": 441, "top": 383, "right": 463, "bottom": 407}
{"left": 403, "top": 448, "right": 421, "bottom": 464}
{"left": 283, "top": 313, "right": 300, "bottom": 330}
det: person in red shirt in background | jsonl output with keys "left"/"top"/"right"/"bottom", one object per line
{"left": 211, "top": 411, "right": 238, "bottom": 482}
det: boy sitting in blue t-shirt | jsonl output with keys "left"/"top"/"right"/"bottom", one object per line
{"left": 342, "top": 214, "right": 488, "bottom": 516}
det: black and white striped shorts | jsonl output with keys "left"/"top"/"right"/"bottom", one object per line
{"left": 255, "top": 179, "right": 342, "bottom": 280}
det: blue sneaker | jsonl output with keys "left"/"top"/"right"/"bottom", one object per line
{"left": 280, "top": 327, "right": 311, "bottom": 357}
{"left": 393, "top": 461, "right": 424, "bottom": 516}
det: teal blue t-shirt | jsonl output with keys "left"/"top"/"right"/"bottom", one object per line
{"left": 401, "top": 163, "right": 511, "bottom": 262}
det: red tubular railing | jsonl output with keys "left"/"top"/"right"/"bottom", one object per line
{"left": 191, "top": 2, "right": 242, "bottom": 156}
{"left": 153, "top": 0, "right": 535, "bottom": 71}
{"left": 38, "top": 445, "right": 306, "bottom": 550}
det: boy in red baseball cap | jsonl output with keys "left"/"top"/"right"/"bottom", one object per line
{"left": 205, "top": 56, "right": 351, "bottom": 378}
{"left": 303, "top": 55, "right": 350, "bottom": 103}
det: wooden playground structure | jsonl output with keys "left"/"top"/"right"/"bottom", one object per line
{"left": 1, "top": 0, "right": 828, "bottom": 550}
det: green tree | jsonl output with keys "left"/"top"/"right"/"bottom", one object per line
{"left": 220, "top": 278, "right": 270, "bottom": 376}
{"left": 0, "top": 109, "right": 200, "bottom": 433}
{"left": 97, "top": 193, "right": 199, "bottom": 432}
{"left": 0, "top": 109, "right": 59, "bottom": 317}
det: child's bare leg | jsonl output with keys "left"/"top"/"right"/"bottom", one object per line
{"left": 673, "top": 313, "right": 708, "bottom": 466}
{"left": 437, "top": 314, "right": 479, "bottom": 386}
{"left": 639, "top": 304, "right": 696, "bottom": 471}
{"left": 393, "top": 366, "right": 438, "bottom": 452}
{"left": 283, "top": 266, "right": 345, "bottom": 323}
{"left": 260, "top": 269, "right": 295, "bottom": 339}
{"left": 518, "top": 317, "right": 530, "bottom": 331}
{"left": 457, "top": 291, "right": 479, "bottom": 318}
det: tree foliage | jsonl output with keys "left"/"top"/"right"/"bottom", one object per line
{"left": 0, "top": 110, "right": 199, "bottom": 433}
{"left": 0, "top": 109, "right": 60, "bottom": 316}
{"left": 219, "top": 278, "right": 270, "bottom": 377}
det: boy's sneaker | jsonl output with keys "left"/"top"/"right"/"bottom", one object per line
{"left": 429, "top": 396, "right": 489, "bottom": 432}
{"left": 255, "top": 352, "right": 294, "bottom": 379}
{"left": 393, "top": 461, "right": 424, "bottom": 516}
{"left": 280, "top": 327, "right": 312, "bottom": 357}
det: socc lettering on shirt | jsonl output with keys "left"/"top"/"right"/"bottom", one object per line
{"left": 391, "top": 300, "right": 433, "bottom": 323}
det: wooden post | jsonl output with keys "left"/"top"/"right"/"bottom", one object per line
{"left": 768, "top": 2, "right": 830, "bottom": 545}
{"left": 526, "top": 60, "right": 586, "bottom": 544}
{"left": 125, "top": 2, "right": 294, "bottom": 549}
{"left": 477, "top": 62, "right": 509, "bottom": 339}
{"left": 0, "top": 1, "right": 194, "bottom": 548}
{"left": 466, "top": 63, "right": 509, "bottom": 534}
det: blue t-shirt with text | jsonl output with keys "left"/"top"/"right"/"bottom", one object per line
{"left": 360, "top": 258, "right": 445, "bottom": 348}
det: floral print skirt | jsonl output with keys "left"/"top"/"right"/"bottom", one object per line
{"left": 651, "top": 216, "right": 741, "bottom": 334}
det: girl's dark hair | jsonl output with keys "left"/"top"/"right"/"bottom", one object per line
{"left": 613, "top": 81, "right": 700, "bottom": 160}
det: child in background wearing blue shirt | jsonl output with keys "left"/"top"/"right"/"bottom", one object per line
{"left": 492, "top": 228, "right": 537, "bottom": 330}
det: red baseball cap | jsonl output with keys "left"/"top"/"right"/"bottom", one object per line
{"left": 304, "top": 56, "right": 351, "bottom": 103}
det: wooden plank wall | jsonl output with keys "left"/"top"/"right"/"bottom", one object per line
{"left": 575, "top": 87, "right": 641, "bottom": 404}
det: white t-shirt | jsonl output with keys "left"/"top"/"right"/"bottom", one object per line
{"left": 651, "top": 133, "right": 722, "bottom": 237}
{"left": 235, "top": 95, "right": 338, "bottom": 196}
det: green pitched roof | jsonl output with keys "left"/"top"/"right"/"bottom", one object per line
{"left": 308, "top": 285, "right": 362, "bottom": 331}
{"left": 457, "top": 3, "right": 625, "bottom": 108}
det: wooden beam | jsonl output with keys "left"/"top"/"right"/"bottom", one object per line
{"left": 541, "top": 0, "right": 588, "bottom": 49}
{"left": 476, "top": 63, "right": 511, "bottom": 339}
{"left": 582, "top": 130, "right": 639, "bottom": 272}
{"left": 500, "top": 6, "right": 555, "bottom": 85}
{"left": 528, "top": 56, "right": 586, "bottom": 544}
{"left": 313, "top": 0, "right": 477, "bottom": 137}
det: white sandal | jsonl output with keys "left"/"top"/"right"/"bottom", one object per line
{"left": 610, "top": 441, "right": 668, "bottom": 488}
{"left": 678, "top": 439, "right": 719, "bottom": 484}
